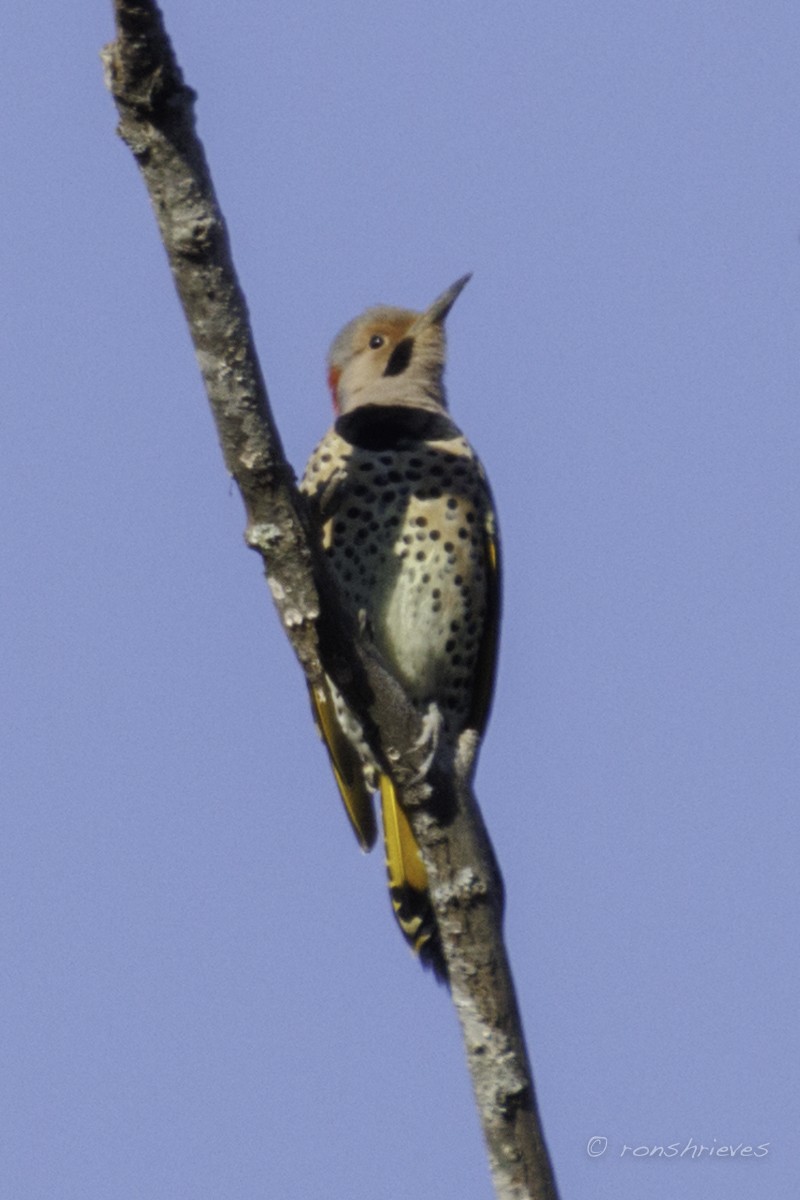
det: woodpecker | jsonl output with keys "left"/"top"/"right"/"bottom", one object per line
{"left": 300, "top": 275, "right": 501, "bottom": 979}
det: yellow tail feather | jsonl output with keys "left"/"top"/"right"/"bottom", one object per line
{"left": 380, "top": 775, "right": 446, "bottom": 980}
{"left": 380, "top": 774, "right": 428, "bottom": 895}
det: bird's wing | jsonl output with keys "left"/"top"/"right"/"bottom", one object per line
{"left": 309, "top": 680, "right": 378, "bottom": 851}
{"left": 467, "top": 498, "right": 502, "bottom": 737}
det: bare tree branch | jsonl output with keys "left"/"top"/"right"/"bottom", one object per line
{"left": 102, "top": 5, "right": 560, "bottom": 1197}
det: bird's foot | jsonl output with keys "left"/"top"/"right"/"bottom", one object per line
{"left": 412, "top": 703, "right": 444, "bottom": 780}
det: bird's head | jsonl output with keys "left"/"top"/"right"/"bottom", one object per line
{"left": 327, "top": 274, "right": 471, "bottom": 415}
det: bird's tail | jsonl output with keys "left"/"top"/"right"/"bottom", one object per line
{"left": 379, "top": 774, "right": 447, "bottom": 983}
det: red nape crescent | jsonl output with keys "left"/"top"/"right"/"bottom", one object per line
{"left": 327, "top": 365, "right": 341, "bottom": 413}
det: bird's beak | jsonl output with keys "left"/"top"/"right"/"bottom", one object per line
{"left": 411, "top": 273, "right": 472, "bottom": 333}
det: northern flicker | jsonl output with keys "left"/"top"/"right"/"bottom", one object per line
{"left": 300, "top": 275, "right": 500, "bottom": 979}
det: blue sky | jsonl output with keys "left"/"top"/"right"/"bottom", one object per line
{"left": 2, "top": 3, "right": 798, "bottom": 1197}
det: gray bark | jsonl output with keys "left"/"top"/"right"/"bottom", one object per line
{"left": 102, "top": 5, "right": 560, "bottom": 1197}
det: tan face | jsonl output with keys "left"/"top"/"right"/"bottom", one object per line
{"left": 326, "top": 276, "right": 470, "bottom": 415}
{"left": 328, "top": 310, "right": 416, "bottom": 413}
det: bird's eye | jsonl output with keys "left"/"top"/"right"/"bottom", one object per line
{"left": 369, "top": 334, "right": 385, "bottom": 349}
